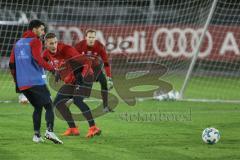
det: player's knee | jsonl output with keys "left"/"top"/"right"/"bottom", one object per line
{"left": 53, "top": 94, "right": 67, "bottom": 106}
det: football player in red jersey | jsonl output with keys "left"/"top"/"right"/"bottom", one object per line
{"left": 75, "top": 29, "right": 113, "bottom": 112}
{"left": 43, "top": 33, "right": 101, "bottom": 138}
{"left": 9, "top": 20, "right": 62, "bottom": 144}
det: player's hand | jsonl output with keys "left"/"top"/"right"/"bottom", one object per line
{"left": 107, "top": 77, "right": 113, "bottom": 90}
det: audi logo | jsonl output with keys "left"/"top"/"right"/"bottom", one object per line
{"left": 153, "top": 28, "right": 213, "bottom": 58}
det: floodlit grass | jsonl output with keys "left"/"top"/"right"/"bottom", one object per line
{"left": 0, "top": 101, "right": 240, "bottom": 160}
{"left": 1, "top": 71, "right": 240, "bottom": 159}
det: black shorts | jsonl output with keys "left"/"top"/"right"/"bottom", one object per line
{"left": 54, "top": 57, "right": 103, "bottom": 106}
{"left": 54, "top": 82, "right": 93, "bottom": 106}
{"left": 22, "top": 85, "right": 52, "bottom": 107}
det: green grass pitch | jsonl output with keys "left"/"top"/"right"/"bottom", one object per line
{"left": 1, "top": 101, "right": 240, "bottom": 159}
{"left": 0, "top": 72, "right": 240, "bottom": 159}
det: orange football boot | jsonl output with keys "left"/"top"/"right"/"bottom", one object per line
{"left": 62, "top": 127, "right": 80, "bottom": 136}
{"left": 86, "top": 125, "right": 101, "bottom": 138}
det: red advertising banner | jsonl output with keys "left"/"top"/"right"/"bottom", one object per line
{"left": 49, "top": 25, "right": 240, "bottom": 61}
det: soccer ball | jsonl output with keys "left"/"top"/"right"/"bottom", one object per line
{"left": 168, "top": 90, "right": 180, "bottom": 100}
{"left": 153, "top": 90, "right": 180, "bottom": 101}
{"left": 202, "top": 127, "right": 220, "bottom": 144}
{"left": 18, "top": 93, "right": 29, "bottom": 104}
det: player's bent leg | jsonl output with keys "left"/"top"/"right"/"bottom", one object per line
{"left": 63, "top": 98, "right": 79, "bottom": 135}
{"left": 73, "top": 96, "right": 95, "bottom": 127}
{"left": 55, "top": 99, "right": 80, "bottom": 136}
{"left": 74, "top": 73, "right": 101, "bottom": 138}
{"left": 73, "top": 96, "right": 101, "bottom": 138}
{"left": 54, "top": 85, "right": 79, "bottom": 136}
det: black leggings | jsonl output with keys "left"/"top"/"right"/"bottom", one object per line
{"left": 32, "top": 103, "right": 54, "bottom": 132}
{"left": 54, "top": 85, "right": 95, "bottom": 128}
{"left": 22, "top": 85, "right": 54, "bottom": 132}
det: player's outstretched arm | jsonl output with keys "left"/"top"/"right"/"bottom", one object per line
{"left": 30, "top": 38, "right": 55, "bottom": 71}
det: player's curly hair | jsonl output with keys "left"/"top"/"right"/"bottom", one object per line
{"left": 28, "top": 19, "right": 45, "bottom": 30}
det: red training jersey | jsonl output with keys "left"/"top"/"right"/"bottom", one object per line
{"left": 75, "top": 40, "right": 112, "bottom": 77}
{"left": 42, "top": 42, "right": 92, "bottom": 84}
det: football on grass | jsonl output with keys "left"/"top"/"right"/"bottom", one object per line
{"left": 202, "top": 127, "right": 220, "bottom": 144}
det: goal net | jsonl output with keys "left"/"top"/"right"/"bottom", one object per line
{"left": 0, "top": 0, "right": 240, "bottom": 103}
